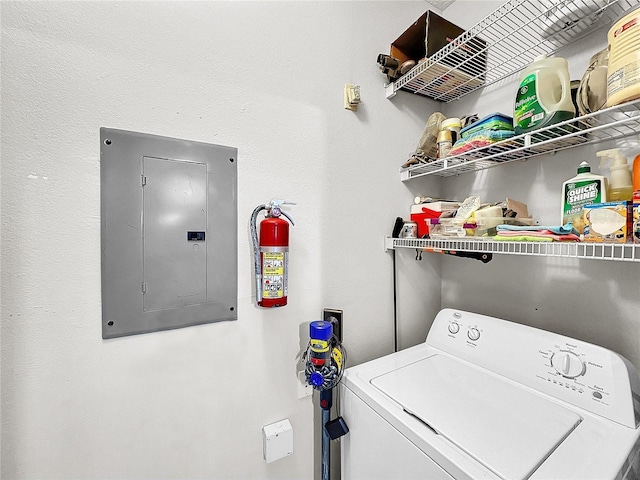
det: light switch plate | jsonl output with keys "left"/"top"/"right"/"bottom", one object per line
{"left": 100, "top": 128, "right": 237, "bottom": 338}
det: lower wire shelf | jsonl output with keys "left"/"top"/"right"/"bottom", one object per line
{"left": 385, "top": 237, "right": 640, "bottom": 263}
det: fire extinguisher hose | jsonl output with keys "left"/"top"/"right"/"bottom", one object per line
{"left": 251, "top": 204, "right": 267, "bottom": 304}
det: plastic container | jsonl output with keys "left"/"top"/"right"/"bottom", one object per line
{"left": 400, "top": 221, "right": 418, "bottom": 238}
{"left": 606, "top": 7, "right": 640, "bottom": 107}
{"left": 562, "top": 161, "right": 607, "bottom": 235}
{"left": 437, "top": 130, "right": 453, "bottom": 158}
{"left": 597, "top": 148, "right": 632, "bottom": 201}
{"left": 427, "top": 218, "right": 476, "bottom": 238}
{"left": 577, "top": 47, "right": 608, "bottom": 116}
{"left": 473, "top": 205, "right": 503, "bottom": 226}
{"left": 441, "top": 118, "right": 461, "bottom": 143}
{"left": 514, "top": 55, "right": 575, "bottom": 135}
{"left": 460, "top": 113, "right": 513, "bottom": 139}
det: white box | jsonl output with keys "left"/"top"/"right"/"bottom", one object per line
{"left": 262, "top": 419, "right": 293, "bottom": 463}
{"left": 410, "top": 201, "right": 459, "bottom": 214}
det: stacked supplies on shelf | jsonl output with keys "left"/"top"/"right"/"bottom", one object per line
{"left": 449, "top": 113, "right": 515, "bottom": 156}
{"left": 493, "top": 224, "right": 580, "bottom": 242}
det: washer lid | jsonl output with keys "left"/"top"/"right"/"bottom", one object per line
{"left": 371, "top": 354, "right": 582, "bottom": 480}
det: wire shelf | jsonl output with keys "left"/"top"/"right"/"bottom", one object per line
{"left": 386, "top": 0, "right": 637, "bottom": 102}
{"left": 400, "top": 98, "right": 640, "bottom": 180}
{"left": 385, "top": 237, "right": 640, "bottom": 262}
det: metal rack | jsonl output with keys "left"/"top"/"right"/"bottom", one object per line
{"left": 385, "top": 237, "right": 640, "bottom": 262}
{"left": 386, "top": 0, "right": 636, "bottom": 102}
{"left": 387, "top": 0, "right": 640, "bottom": 263}
{"left": 400, "top": 99, "right": 640, "bottom": 180}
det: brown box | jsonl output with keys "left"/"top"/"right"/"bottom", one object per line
{"left": 390, "top": 11, "right": 486, "bottom": 80}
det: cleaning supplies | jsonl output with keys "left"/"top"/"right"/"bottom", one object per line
{"left": 441, "top": 118, "right": 461, "bottom": 144}
{"left": 583, "top": 201, "right": 633, "bottom": 244}
{"left": 514, "top": 55, "right": 575, "bottom": 135}
{"left": 437, "top": 130, "right": 453, "bottom": 158}
{"left": 562, "top": 161, "right": 607, "bottom": 235}
{"left": 597, "top": 149, "right": 632, "bottom": 201}
{"left": 606, "top": 7, "right": 640, "bottom": 107}
{"left": 633, "top": 152, "right": 640, "bottom": 202}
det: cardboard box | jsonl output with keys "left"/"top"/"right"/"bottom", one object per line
{"left": 583, "top": 201, "right": 632, "bottom": 243}
{"left": 390, "top": 11, "right": 487, "bottom": 82}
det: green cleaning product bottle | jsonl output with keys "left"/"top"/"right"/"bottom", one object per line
{"left": 562, "top": 161, "right": 607, "bottom": 235}
{"left": 514, "top": 55, "right": 575, "bottom": 135}
{"left": 597, "top": 148, "right": 633, "bottom": 201}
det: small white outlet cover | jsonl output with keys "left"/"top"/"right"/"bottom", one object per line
{"left": 262, "top": 419, "right": 293, "bottom": 463}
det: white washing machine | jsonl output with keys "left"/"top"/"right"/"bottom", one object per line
{"left": 341, "top": 309, "right": 640, "bottom": 480}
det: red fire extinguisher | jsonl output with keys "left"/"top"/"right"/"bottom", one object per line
{"left": 251, "top": 200, "right": 295, "bottom": 307}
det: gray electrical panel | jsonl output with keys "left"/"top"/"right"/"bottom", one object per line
{"left": 100, "top": 128, "right": 237, "bottom": 339}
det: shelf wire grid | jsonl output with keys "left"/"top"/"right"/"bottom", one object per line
{"left": 388, "top": 0, "right": 637, "bottom": 102}
{"left": 387, "top": 237, "right": 640, "bottom": 262}
{"left": 400, "top": 98, "right": 640, "bottom": 180}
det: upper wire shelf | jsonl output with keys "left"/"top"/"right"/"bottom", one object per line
{"left": 400, "top": 98, "right": 640, "bottom": 180}
{"left": 386, "top": 0, "right": 637, "bottom": 102}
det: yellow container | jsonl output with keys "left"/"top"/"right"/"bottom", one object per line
{"left": 606, "top": 7, "right": 640, "bottom": 107}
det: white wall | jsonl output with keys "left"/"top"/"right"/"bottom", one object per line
{"left": 1, "top": 1, "right": 443, "bottom": 478}
{"left": 3, "top": 1, "right": 638, "bottom": 479}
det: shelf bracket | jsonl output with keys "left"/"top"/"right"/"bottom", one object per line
{"left": 384, "top": 236, "right": 396, "bottom": 252}
{"left": 385, "top": 83, "right": 397, "bottom": 99}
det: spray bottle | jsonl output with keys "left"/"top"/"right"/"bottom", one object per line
{"left": 597, "top": 149, "right": 632, "bottom": 202}
{"left": 632, "top": 152, "right": 640, "bottom": 202}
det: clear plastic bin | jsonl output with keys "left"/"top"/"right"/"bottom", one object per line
{"left": 427, "top": 218, "right": 477, "bottom": 238}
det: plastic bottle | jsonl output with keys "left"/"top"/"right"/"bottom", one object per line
{"left": 597, "top": 149, "right": 632, "bottom": 201}
{"left": 437, "top": 130, "right": 452, "bottom": 158}
{"left": 562, "top": 161, "right": 607, "bottom": 235}
{"left": 606, "top": 7, "right": 640, "bottom": 107}
{"left": 633, "top": 153, "right": 640, "bottom": 202}
{"left": 514, "top": 55, "right": 575, "bottom": 135}
{"left": 441, "top": 118, "right": 461, "bottom": 144}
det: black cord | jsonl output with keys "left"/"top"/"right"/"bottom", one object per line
{"left": 392, "top": 249, "right": 398, "bottom": 353}
{"left": 391, "top": 217, "right": 403, "bottom": 354}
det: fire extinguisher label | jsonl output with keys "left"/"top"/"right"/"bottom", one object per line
{"left": 262, "top": 251, "right": 285, "bottom": 299}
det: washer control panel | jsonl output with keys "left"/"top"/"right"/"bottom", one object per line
{"left": 427, "top": 309, "right": 640, "bottom": 428}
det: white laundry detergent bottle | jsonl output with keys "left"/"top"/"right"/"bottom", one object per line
{"left": 606, "top": 7, "right": 640, "bottom": 107}
{"left": 514, "top": 55, "right": 575, "bottom": 135}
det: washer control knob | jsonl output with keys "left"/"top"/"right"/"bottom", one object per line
{"left": 448, "top": 322, "right": 460, "bottom": 334}
{"left": 467, "top": 327, "right": 481, "bottom": 341}
{"left": 551, "top": 350, "right": 585, "bottom": 379}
